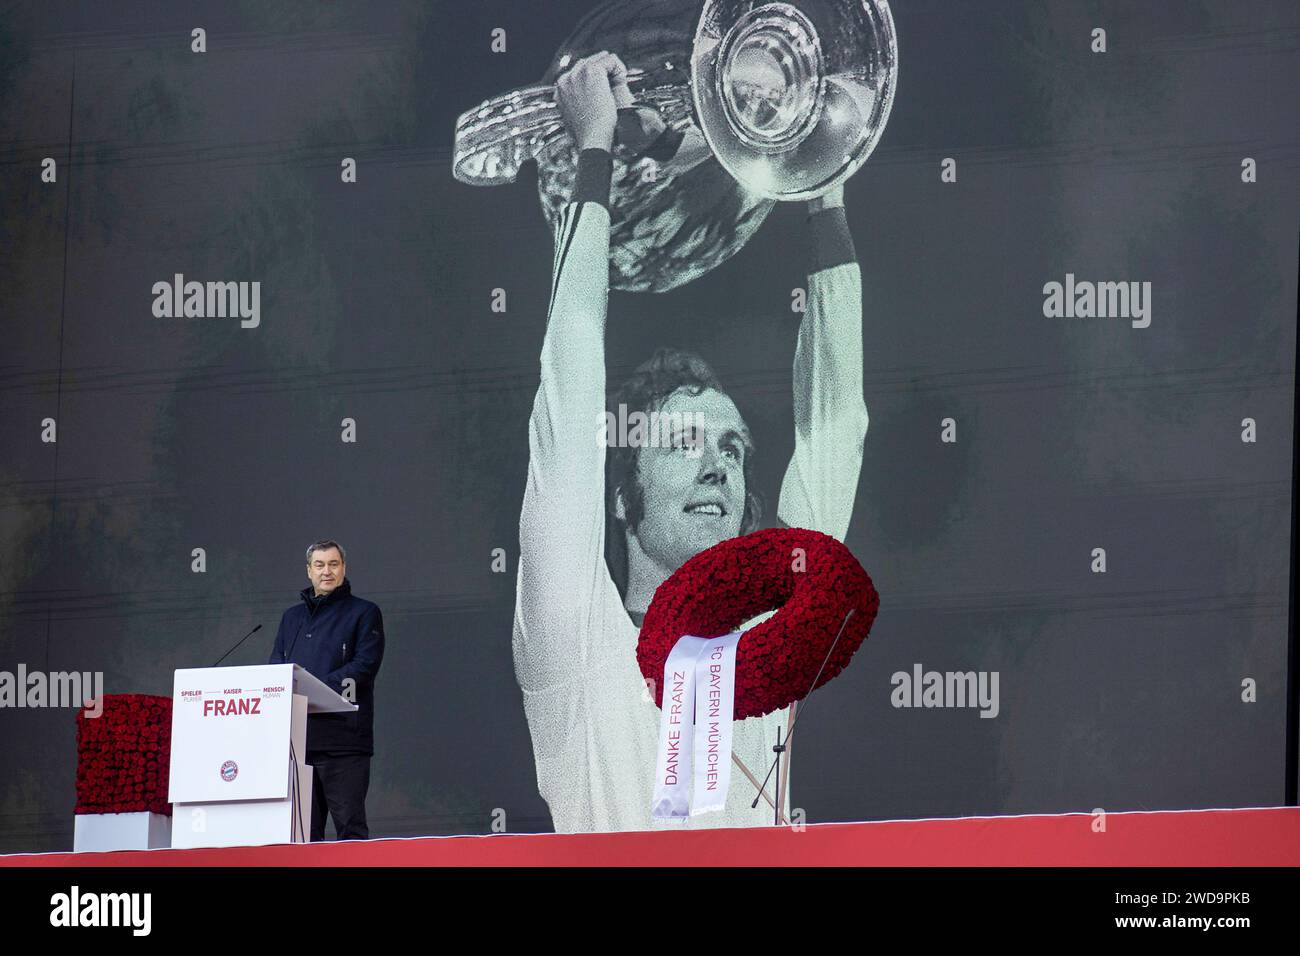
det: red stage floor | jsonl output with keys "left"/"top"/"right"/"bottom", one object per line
{"left": 3, "top": 807, "right": 1298, "bottom": 866}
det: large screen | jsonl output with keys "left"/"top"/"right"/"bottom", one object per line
{"left": 1, "top": 0, "right": 1297, "bottom": 850}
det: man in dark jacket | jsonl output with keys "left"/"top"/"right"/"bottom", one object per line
{"left": 269, "top": 540, "right": 384, "bottom": 841}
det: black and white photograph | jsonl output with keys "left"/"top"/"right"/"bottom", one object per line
{"left": 0, "top": 0, "right": 1297, "bottom": 938}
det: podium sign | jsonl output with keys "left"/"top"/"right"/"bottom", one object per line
{"left": 169, "top": 664, "right": 294, "bottom": 804}
{"left": 167, "top": 663, "right": 354, "bottom": 848}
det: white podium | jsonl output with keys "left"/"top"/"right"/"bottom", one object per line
{"left": 168, "top": 663, "right": 355, "bottom": 848}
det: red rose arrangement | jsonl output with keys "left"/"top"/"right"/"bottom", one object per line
{"left": 638, "top": 527, "right": 879, "bottom": 720}
{"left": 75, "top": 694, "right": 173, "bottom": 816}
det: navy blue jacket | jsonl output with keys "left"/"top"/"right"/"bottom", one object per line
{"left": 268, "top": 579, "right": 384, "bottom": 755}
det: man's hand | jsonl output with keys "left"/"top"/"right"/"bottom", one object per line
{"left": 807, "top": 184, "right": 845, "bottom": 215}
{"left": 556, "top": 51, "right": 631, "bottom": 153}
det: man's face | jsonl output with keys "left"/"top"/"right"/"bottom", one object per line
{"left": 623, "top": 387, "right": 748, "bottom": 573}
{"left": 306, "top": 547, "right": 345, "bottom": 596}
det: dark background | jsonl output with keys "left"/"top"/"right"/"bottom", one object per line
{"left": 1, "top": 0, "right": 1297, "bottom": 851}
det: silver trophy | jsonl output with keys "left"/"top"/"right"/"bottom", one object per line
{"left": 453, "top": 0, "right": 898, "bottom": 292}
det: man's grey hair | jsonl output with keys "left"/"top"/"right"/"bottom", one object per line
{"left": 305, "top": 539, "right": 347, "bottom": 563}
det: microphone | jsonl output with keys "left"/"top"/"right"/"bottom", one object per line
{"left": 211, "top": 624, "right": 263, "bottom": 667}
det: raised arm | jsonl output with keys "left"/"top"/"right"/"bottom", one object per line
{"left": 513, "top": 54, "right": 625, "bottom": 688}
{"left": 776, "top": 187, "right": 870, "bottom": 541}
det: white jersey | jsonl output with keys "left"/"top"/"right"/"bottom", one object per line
{"left": 512, "top": 196, "right": 868, "bottom": 834}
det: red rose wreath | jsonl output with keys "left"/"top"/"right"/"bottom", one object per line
{"left": 638, "top": 527, "right": 879, "bottom": 720}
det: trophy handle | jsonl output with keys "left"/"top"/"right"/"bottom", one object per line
{"left": 453, "top": 86, "right": 564, "bottom": 186}
{"left": 453, "top": 71, "right": 664, "bottom": 186}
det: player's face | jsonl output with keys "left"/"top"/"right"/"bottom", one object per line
{"left": 630, "top": 387, "right": 748, "bottom": 573}
{"left": 306, "top": 548, "right": 346, "bottom": 596}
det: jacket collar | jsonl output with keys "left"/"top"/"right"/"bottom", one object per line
{"left": 300, "top": 577, "right": 352, "bottom": 608}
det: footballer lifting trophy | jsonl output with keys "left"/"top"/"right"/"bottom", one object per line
{"left": 452, "top": 0, "right": 898, "bottom": 292}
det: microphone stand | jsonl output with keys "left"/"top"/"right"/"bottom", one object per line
{"left": 750, "top": 607, "right": 855, "bottom": 826}
{"left": 212, "top": 624, "right": 263, "bottom": 667}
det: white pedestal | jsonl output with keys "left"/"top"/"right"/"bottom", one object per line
{"left": 73, "top": 811, "right": 171, "bottom": 852}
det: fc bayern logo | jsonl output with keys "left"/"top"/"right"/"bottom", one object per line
{"left": 220, "top": 760, "right": 238, "bottom": 782}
